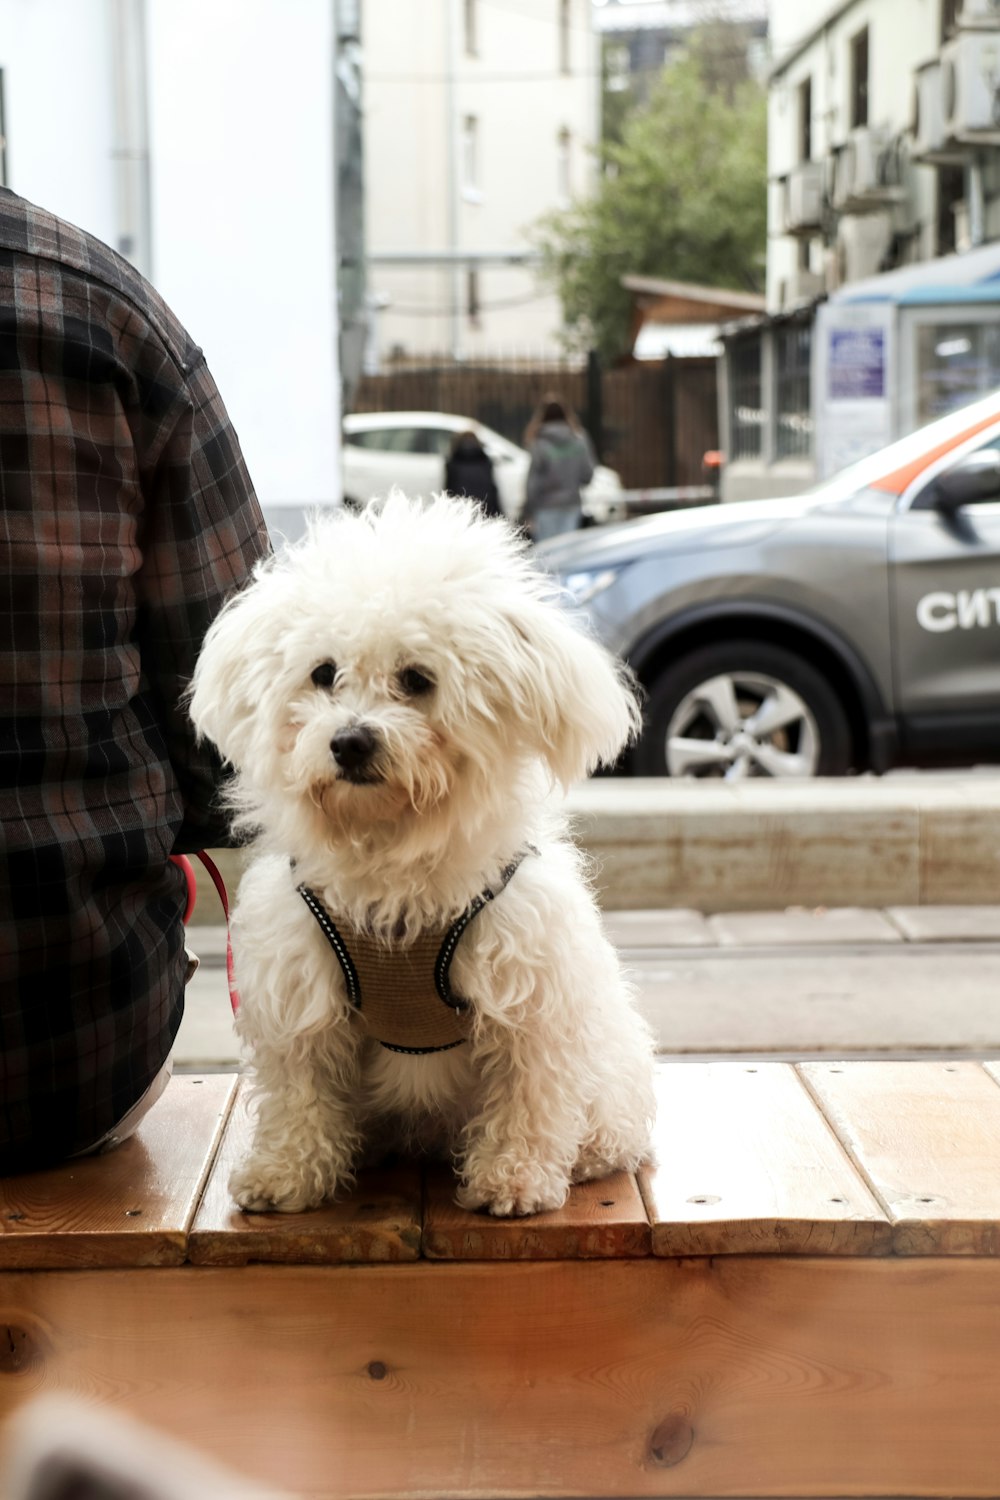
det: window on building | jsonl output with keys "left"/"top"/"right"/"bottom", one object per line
{"left": 559, "top": 0, "right": 571, "bottom": 75}
{"left": 775, "top": 321, "right": 813, "bottom": 460}
{"left": 464, "top": 0, "right": 477, "bottom": 57}
{"left": 849, "top": 27, "right": 869, "bottom": 129}
{"left": 798, "top": 76, "right": 812, "bottom": 162}
{"left": 0, "top": 70, "right": 7, "bottom": 188}
{"left": 941, "top": 0, "right": 961, "bottom": 43}
{"left": 557, "top": 128, "right": 572, "bottom": 203}
{"left": 605, "top": 43, "right": 629, "bottom": 94}
{"left": 730, "top": 334, "right": 764, "bottom": 461}
{"left": 462, "top": 115, "right": 479, "bottom": 196}
{"left": 336, "top": 0, "right": 360, "bottom": 41}
{"left": 937, "top": 163, "right": 965, "bottom": 255}
{"left": 467, "top": 269, "right": 481, "bottom": 328}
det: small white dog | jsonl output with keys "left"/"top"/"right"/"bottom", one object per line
{"left": 189, "top": 493, "right": 655, "bottom": 1217}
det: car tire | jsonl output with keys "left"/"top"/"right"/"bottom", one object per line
{"left": 635, "top": 641, "right": 853, "bottom": 779}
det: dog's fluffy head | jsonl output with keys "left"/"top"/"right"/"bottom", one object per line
{"left": 189, "top": 493, "right": 640, "bottom": 857}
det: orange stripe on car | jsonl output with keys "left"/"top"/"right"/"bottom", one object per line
{"left": 871, "top": 411, "right": 1000, "bottom": 494}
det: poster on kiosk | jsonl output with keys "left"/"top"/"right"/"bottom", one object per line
{"left": 813, "top": 301, "right": 896, "bottom": 481}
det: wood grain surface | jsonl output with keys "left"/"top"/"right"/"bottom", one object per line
{"left": 800, "top": 1060, "right": 1000, "bottom": 1253}
{"left": 0, "top": 1076, "right": 236, "bottom": 1269}
{"left": 422, "top": 1162, "right": 651, "bottom": 1259}
{"left": 5, "top": 1258, "right": 1000, "bottom": 1497}
{"left": 640, "top": 1063, "right": 891, "bottom": 1255}
{"left": 188, "top": 1079, "right": 422, "bottom": 1264}
{"left": 8, "top": 1062, "right": 1000, "bottom": 1270}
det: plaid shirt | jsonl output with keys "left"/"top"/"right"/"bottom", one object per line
{"left": 0, "top": 189, "right": 270, "bottom": 1170}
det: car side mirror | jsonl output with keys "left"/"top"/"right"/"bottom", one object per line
{"left": 934, "top": 450, "right": 1000, "bottom": 512}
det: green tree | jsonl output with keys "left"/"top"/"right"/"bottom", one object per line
{"left": 534, "top": 48, "right": 767, "bottom": 363}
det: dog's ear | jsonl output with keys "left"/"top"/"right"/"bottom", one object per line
{"left": 188, "top": 571, "right": 282, "bottom": 769}
{"left": 493, "top": 594, "right": 642, "bottom": 785}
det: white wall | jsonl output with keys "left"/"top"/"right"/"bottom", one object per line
{"left": 0, "top": 0, "right": 340, "bottom": 511}
{"left": 0, "top": 0, "right": 117, "bottom": 243}
{"left": 146, "top": 0, "right": 340, "bottom": 508}
{"left": 768, "top": 0, "right": 839, "bottom": 66}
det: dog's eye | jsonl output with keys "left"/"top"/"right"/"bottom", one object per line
{"left": 311, "top": 661, "right": 337, "bottom": 689}
{"left": 399, "top": 666, "right": 434, "bottom": 696}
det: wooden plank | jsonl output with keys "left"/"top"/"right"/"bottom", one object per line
{"left": 422, "top": 1162, "right": 650, "bottom": 1260}
{"left": 0, "top": 1075, "right": 236, "bottom": 1269}
{"left": 800, "top": 1061, "right": 1000, "bottom": 1254}
{"left": 5, "top": 1258, "right": 1000, "bottom": 1497}
{"left": 640, "top": 1063, "right": 890, "bottom": 1256}
{"left": 188, "top": 1078, "right": 421, "bottom": 1264}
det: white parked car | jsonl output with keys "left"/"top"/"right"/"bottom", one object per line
{"left": 341, "top": 411, "right": 626, "bottom": 524}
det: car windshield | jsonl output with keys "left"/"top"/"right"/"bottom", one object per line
{"left": 807, "top": 388, "right": 1000, "bottom": 503}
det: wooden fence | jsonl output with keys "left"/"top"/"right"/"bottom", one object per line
{"left": 351, "top": 354, "right": 718, "bottom": 491}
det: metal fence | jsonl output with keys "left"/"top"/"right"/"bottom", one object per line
{"left": 351, "top": 352, "right": 719, "bottom": 491}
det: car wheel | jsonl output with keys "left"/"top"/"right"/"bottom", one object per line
{"left": 635, "top": 641, "right": 853, "bottom": 779}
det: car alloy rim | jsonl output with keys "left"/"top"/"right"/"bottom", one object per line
{"left": 664, "top": 671, "right": 821, "bottom": 779}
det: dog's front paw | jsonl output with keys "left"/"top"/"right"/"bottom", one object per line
{"left": 457, "top": 1160, "right": 570, "bottom": 1218}
{"left": 230, "top": 1160, "right": 332, "bottom": 1214}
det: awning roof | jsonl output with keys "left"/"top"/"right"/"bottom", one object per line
{"left": 831, "top": 241, "right": 1000, "bottom": 307}
{"left": 621, "top": 274, "right": 766, "bottom": 321}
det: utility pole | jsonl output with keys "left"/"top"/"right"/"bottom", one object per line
{"left": 445, "top": 0, "right": 462, "bottom": 360}
{"left": 110, "top": 0, "right": 152, "bottom": 279}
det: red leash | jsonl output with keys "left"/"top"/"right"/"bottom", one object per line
{"left": 170, "top": 853, "right": 240, "bottom": 1013}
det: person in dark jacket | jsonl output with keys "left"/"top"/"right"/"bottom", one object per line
{"left": 0, "top": 187, "right": 269, "bottom": 1172}
{"left": 522, "top": 395, "right": 596, "bottom": 542}
{"left": 443, "top": 429, "right": 503, "bottom": 518}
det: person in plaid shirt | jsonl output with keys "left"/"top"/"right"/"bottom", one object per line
{"left": 0, "top": 188, "right": 270, "bottom": 1171}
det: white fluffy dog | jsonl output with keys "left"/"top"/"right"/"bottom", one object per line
{"left": 189, "top": 493, "right": 655, "bottom": 1217}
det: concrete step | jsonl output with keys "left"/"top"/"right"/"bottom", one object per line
{"left": 180, "top": 775, "right": 1000, "bottom": 920}
{"left": 571, "top": 775, "right": 1000, "bottom": 910}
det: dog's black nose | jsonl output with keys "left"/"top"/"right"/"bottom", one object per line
{"left": 330, "top": 724, "right": 378, "bottom": 772}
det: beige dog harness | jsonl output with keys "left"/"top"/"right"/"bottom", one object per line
{"left": 296, "top": 852, "right": 531, "bottom": 1054}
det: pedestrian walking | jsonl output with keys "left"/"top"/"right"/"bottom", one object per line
{"left": 443, "top": 429, "right": 503, "bottom": 518}
{"left": 522, "top": 395, "right": 596, "bottom": 543}
{"left": 0, "top": 187, "right": 270, "bottom": 1172}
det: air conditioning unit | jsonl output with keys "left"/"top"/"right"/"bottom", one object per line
{"left": 912, "top": 60, "right": 950, "bottom": 161}
{"left": 941, "top": 29, "right": 1000, "bottom": 140}
{"left": 782, "top": 160, "right": 824, "bottom": 233}
{"left": 832, "top": 127, "right": 905, "bottom": 214}
{"left": 958, "top": 0, "right": 1000, "bottom": 26}
{"left": 781, "top": 267, "right": 825, "bottom": 308}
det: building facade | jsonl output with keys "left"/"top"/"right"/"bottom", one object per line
{"left": 721, "top": 0, "right": 1000, "bottom": 500}
{"left": 362, "top": 0, "right": 600, "bottom": 365}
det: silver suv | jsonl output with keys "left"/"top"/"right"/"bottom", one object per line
{"left": 539, "top": 391, "right": 1000, "bottom": 778}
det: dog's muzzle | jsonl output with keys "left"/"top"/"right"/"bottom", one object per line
{"left": 330, "top": 724, "right": 381, "bottom": 783}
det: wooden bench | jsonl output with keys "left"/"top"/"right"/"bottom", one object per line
{"left": 4, "top": 1061, "right": 1000, "bottom": 1497}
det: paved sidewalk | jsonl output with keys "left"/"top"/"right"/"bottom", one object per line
{"left": 175, "top": 905, "right": 1000, "bottom": 1070}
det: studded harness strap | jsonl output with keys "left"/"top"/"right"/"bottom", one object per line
{"left": 296, "top": 851, "right": 532, "bottom": 1054}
